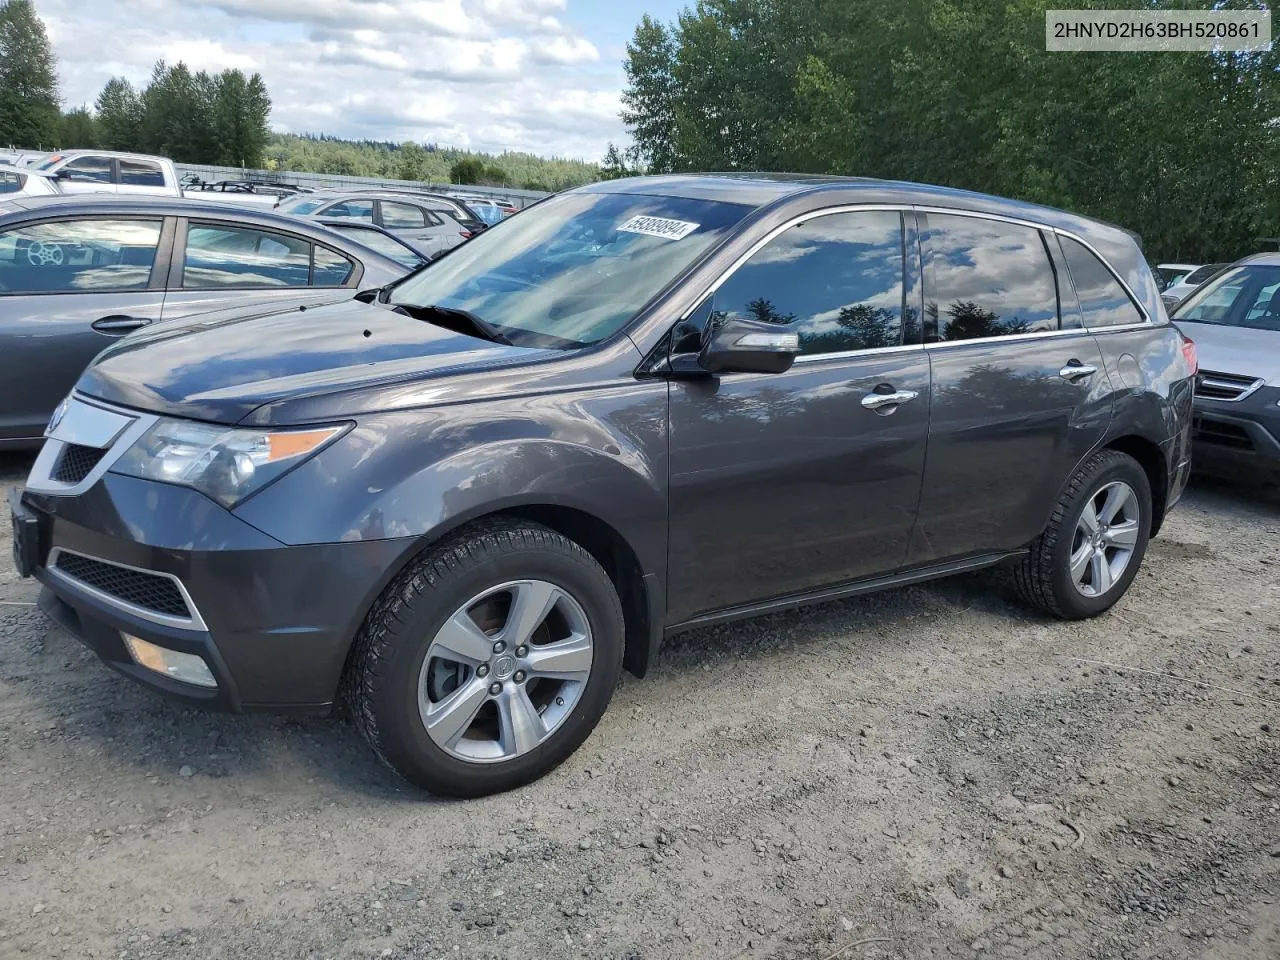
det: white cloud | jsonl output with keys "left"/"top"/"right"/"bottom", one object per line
{"left": 38, "top": 0, "right": 626, "bottom": 159}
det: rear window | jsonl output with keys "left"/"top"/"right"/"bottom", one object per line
{"left": 1184, "top": 264, "right": 1227, "bottom": 285}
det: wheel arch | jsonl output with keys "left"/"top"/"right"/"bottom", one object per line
{"left": 1103, "top": 433, "right": 1169, "bottom": 536}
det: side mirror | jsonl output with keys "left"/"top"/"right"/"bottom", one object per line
{"left": 698, "top": 316, "right": 800, "bottom": 375}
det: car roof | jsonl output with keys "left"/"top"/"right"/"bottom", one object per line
{"left": 0, "top": 194, "right": 389, "bottom": 241}
{"left": 577, "top": 173, "right": 1140, "bottom": 241}
{"left": 40, "top": 149, "right": 170, "bottom": 164}
{"left": 1157, "top": 263, "right": 1199, "bottom": 270}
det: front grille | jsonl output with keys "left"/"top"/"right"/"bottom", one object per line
{"left": 52, "top": 552, "right": 191, "bottom": 619}
{"left": 1195, "top": 370, "right": 1263, "bottom": 402}
{"left": 50, "top": 444, "right": 107, "bottom": 484}
{"left": 1193, "top": 416, "right": 1254, "bottom": 451}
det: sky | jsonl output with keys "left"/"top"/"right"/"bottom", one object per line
{"left": 36, "top": 0, "right": 686, "bottom": 161}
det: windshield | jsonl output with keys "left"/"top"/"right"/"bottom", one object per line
{"left": 276, "top": 195, "right": 330, "bottom": 215}
{"left": 33, "top": 154, "right": 61, "bottom": 170}
{"left": 1173, "top": 264, "right": 1280, "bottom": 330}
{"left": 389, "top": 191, "right": 749, "bottom": 347}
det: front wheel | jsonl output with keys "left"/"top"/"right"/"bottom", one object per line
{"left": 347, "top": 519, "right": 624, "bottom": 797}
{"left": 1014, "top": 449, "right": 1152, "bottom": 619}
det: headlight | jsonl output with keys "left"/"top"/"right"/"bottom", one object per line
{"left": 111, "top": 418, "right": 348, "bottom": 508}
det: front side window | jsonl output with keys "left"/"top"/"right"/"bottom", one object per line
{"left": 699, "top": 210, "right": 905, "bottom": 356}
{"left": 61, "top": 156, "right": 114, "bottom": 183}
{"left": 323, "top": 199, "right": 375, "bottom": 222}
{"left": 380, "top": 201, "right": 426, "bottom": 229}
{"left": 389, "top": 191, "right": 750, "bottom": 348}
{"left": 1174, "top": 264, "right": 1280, "bottom": 330}
{"left": 922, "top": 213, "right": 1058, "bottom": 341}
{"left": 1060, "top": 236, "right": 1144, "bottom": 328}
{"left": 183, "top": 224, "right": 311, "bottom": 288}
{"left": 119, "top": 160, "right": 165, "bottom": 187}
{"left": 0, "top": 218, "right": 161, "bottom": 293}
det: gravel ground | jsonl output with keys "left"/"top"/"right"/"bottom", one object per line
{"left": 1, "top": 451, "right": 1277, "bottom": 960}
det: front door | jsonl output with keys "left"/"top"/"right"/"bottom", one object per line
{"left": 906, "top": 211, "right": 1112, "bottom": 565}
{"left": 666, "top": 209, "right": 930, "bottom": 622}
{"left": 0, "top": 215, "right": 166, "bottom": 442}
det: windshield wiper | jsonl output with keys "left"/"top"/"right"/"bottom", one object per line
{"left": 397, "top": 303, "right": 512, "bottom": 345}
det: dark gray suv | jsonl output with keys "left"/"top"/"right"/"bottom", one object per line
{"left": 10, "top": 175, "right": 1195, "bottom": 797}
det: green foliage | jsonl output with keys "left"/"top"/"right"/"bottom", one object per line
{"left": 622, "top": 0, "right": 1280, "bottom": 262}
{"left": 0, "top": 0, "right": 60, "bottom": 148}
{"left": 95, "top": 78, "right": 143, "bottom": 150}
{"left": 59, "top": 106, "right": 98, "bottom": 148}
{"left": 599, "top": 142, "right": 631, "bottom": 179}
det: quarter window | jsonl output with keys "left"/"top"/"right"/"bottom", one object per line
{"left": 183, "top": 224, "right": 311, "bottom": 288}
{"left": 1060, "top": 236, "right": 1144, "bottom": 328}
{"left": 380, "top": 201, "right": 426, "bottom": 229}
{"left": 313, "top": 246, "right": 355, "bottom": 286}
{"left": 921, "top": 213, "right": 1058, "bottom": 341}
{"left": 0, "top": 218, "right": 161, "bottom": 293}
{"left": 119, "top": 159, "right": 165, "bottom": 187}
{"left": 701, "top": 210, "right": 905, "bottom": 356}
{"left": 61, "top": 156, "right": 114, "bottom": 183}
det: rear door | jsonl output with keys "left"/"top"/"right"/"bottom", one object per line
{"left": 159, "top": 219, "right": 359, "bottom": 320}
{"left": 666, "top": 208, "right": 931, "bottom": 621}
{"left": 0, "top": 215, "right": 168, "bottom": 442}
{"left": 906, "top": 210, "right": 1111, "bottom": 566}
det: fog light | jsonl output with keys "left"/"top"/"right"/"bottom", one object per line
{"left": 122, "top": 634, "right": 217, "bottom": 688}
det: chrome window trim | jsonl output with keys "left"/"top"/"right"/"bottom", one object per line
{"left": 26, "top": 394, "right": 158, "bottom": 497}
{"left": 923, "top": 327, "right": 1094, "bottom": 351}
{"left": 676, "top": 202, "right": 1155, "bottom": 365}
{"left": 1195, "top": 372, "right": 1266, "bottom": 403}
{"left": 45, "top": 547, "right": 208, "bottom": 632}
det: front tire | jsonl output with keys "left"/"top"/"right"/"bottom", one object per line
{"left": 1014, "top": 449, "right": 1152, "bottom": 620}
{"left": 348, "top": 519, "right": 624, "bottom": 798}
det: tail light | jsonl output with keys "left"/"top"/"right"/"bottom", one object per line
{"left": 1180, "top": 334, "right": 1198, "bottom": 374}
{"left": 460, "top": 231, "right": 473, "bottom": 239}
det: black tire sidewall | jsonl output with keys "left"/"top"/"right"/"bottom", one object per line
{"left": 369, "top": 540, "right": 623, "bottom": 797}
{"left": 1050, "top": 455, "right": 1152, "bottom": 618}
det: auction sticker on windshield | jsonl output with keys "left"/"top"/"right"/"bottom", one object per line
{"left": 618, "top": 216, "right": 700, "bottom": 241}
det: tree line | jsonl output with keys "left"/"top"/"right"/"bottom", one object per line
{"left": 620, "top": 0, "right": 1280, "bottom": 263}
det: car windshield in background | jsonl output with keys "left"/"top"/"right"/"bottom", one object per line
{"left": 276, "top": 196, "right": 330, "bottom": 215}
{"left": 389, "top": 191, "right": 749, "bottom": 348}
{"left": 1173, "top": 264, "right": 1280, "bottom": 331}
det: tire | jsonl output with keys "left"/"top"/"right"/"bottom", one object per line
{"left": 347, "top": 519, "right": 624, "bottom": 798}
{"left": 1013, "top": 449, "right": 1152, "bottom": 620}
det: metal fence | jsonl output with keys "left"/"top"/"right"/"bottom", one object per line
{"left": 173, "top": 163, "right": 551, "bottom": 208}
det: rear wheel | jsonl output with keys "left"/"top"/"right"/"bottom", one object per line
{"left": 1014, "top": 449, "right": 1152, "bottom": 619}
{"left": 348, "top": 519, "right": 624, "bottom": 797}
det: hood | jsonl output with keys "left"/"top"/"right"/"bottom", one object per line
{"left": 1173, "top": 320, "right": 1280, "bottom": 384}
{"left": 77, "top": 296, "right": 553, "bottom": 424}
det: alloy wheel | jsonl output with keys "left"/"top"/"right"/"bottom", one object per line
{"left": 1069, "top": 480, "right": 1140, "bottom": 598}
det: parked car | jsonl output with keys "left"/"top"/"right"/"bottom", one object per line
{"left": 316, "top": 219, "right": 429, "bottom": 271}
{"left": 1156, "top": 262, "right": 1199, "bottom": 290}
{"left": 292, "top": 188, "right": 490, "bottom": 236}
{"left": 10, "top": 174, "right": 1194, "bottom": 797}
{"left": 1161, "top": 262, "right": 1229, "bottom": 311}
{"left": 0, "top": 195, "right": 407, "bottom": 447}
{"left": 28, "top": 151, "right": 182, "bottom": 197}
{"left": 0, "top": 163, "right": 59, "bottom": 200}
{"left": 1170, "top": 254, "right": 1280, "bottom": 480}
{"left": 451, "top": 196, "right": 511, "bottom": 225}
{"left": 276, "top": 190, "right": 475, "bottom": 258}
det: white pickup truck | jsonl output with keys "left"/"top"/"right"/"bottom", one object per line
{"left": 22, "top": 151, "right": 183, "bottom": 196}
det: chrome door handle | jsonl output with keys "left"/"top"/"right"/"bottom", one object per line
{"left": 92, "top": 315, "right": 153, "bottom": 334}
{"left": 1059, "top": 363, "right": 1098, "bottom": 382}
{"left": 861, "top": 389, "right": 919, "bottom": 410}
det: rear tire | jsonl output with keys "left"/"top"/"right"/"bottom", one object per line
{"left": 347, "top": 519, "right": 624, "bottom": 798}
{"left": 1014, "top": 449, "right": 1152, "bottom": 620}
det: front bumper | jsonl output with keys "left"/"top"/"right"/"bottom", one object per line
{"left": 1191, "top": 385, "right": 1280, "bottom": 478}
{"left": 14, "top": 473, "right": 411, "bottom": 712}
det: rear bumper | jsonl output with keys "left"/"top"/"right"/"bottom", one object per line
{"left": 17, "top": 473, "right": 412, "bottom": 712}
{"left": 1192, "top": 386, "right": 1280, "bottom": 478}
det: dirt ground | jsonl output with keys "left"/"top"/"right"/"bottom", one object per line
{"left": 0, "top": 452, "right": 1277, "bottom": 960}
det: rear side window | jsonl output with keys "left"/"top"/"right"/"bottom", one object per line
{"left": 921, "top": 213, "right": 1058, "bottom": 341}
{"left": 1060, "top": 236, "right": 1145, "bottom": 329}
{"left": 323, "top": 199, "right": 375, "bottom": 222}
{"left": 119, "top": 159, "right": 165, "bottom": 187}
{"left": 380, "top": 201, "right": 426, "bottom": 229}
{"left": 183, "top": 224, "right": 311, "bottom": 288}
{"left": 704, "top": 210, "right": 905, "bottom": 356}
{"left": 61, "top": 156, "right": 114, "bottom": 183}
{"left": 0, "top": 218, "right": 161, "bottom": 293}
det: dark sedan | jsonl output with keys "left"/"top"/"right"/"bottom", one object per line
{"left": 0, "top": 195, "right": 407, "bottom": 448}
